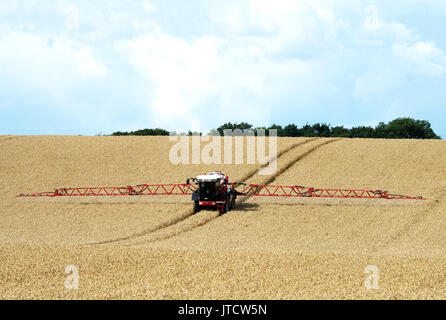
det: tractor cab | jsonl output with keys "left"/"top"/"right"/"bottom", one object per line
{"left": 199, "top": 181, "right": 217, "bottom": 201}
{"left": 195, "top": 171, "right": 226, "bottom": 201}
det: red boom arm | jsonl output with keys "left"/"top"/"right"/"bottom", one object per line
{"left": 17, "top": 183, "right": 424, "bottom": 200}
{"left": 17, "top": 184, "right": 196, "bottom": 197}
{"left": 232, "top": 183, "right": 424, "bottom": 200}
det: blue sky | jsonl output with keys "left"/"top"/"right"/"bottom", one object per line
{"left": 1, "top": 0, "right": 445, "bottom": 137}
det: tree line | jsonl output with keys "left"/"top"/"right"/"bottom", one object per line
{"left": 111, "top": 117, "right": 440, "bottom": 139}
{"left": 111, "top": 128, "right": 170, "bottom": 136}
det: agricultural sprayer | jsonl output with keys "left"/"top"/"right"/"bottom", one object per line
{"left": 17, "top": 171, "right": 425, "bottom": 215}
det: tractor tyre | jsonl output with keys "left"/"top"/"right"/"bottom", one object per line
{"left": 193, "top": 201, "right": 200, "bottom": 214}
{"left": 222, "top": 199, "right": 229, "bottom": 214}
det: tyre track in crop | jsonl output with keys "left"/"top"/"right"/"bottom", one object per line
{"left": 237, "top": 138, "right": 342, "bottom": 205}
{"left": 123, "top": 210, "right": 221, "bottom": 246}
{"left": 263, "top": 138, "right": 342, "bottom": 185}
{"left": 93, "top": 138, "right": 319, "bottom": 246}
{"left": 124, "top": 138, "right": 343, "bottom": 246}
{"left": 88, "top": 208, "right": 194, "bottom": 245}
{"left": 236, "top": 138, "right": 319, "bottom": 182}
{"left": 371, "top": 190, "right": 444, "bottom": 255}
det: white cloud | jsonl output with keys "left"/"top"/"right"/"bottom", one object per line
{"left": 393, "top": 41, "right": 446, "bottom": 76}
{"left": 355, "top": 4, "right": 446, "bottom": 105}
{"left": 364, "top": 5, "right": 382, "bottom": 31}
{"left": 0, "top": 1, "right": 19, "bottom": 14}
{"left": 0, "top": 30, "right": 107, "bottom": 94}
{"left": 363, "top": 5, "right": 415, "bottom": 42}
{"left": 141, "top": 0, "right": 156, "bottom": 12}
{"left": 115, "top": 32, "right": 221, "bottom": 124}
{"left": 354, "top": 66, "right": 404, "bottom": 103}
{"left": 214, "top": 0, "right": 349, "bottom": 53}
{"left": 116, "top": 29, "right": 339, "bottom": 130}
{"left": 112, "top": 0, "right": 352, "bottom": 130}
{"left": 63, "top": 5, "right": 80, "bottom": 31}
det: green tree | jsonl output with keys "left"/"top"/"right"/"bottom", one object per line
{"left": 283, "top": 124, "right": 302, "bottom": 137}
{"left": 111, "top": 118, "right": 440, "bottom": 139}
{"left": 268, "top": 124, "right": 285, "bottom": 137}
{"left": 312, "top": 123, "right": 331, "bottom": 137}
{"left": 384, "top": 117, "right": 440, "bottom": 139}
{"left": 350, "top": 126, "right": 376, "bottom": 138}
{"left": 331, "top": 126, "right": 350, "bottom": 137}
{"left": 216, "top": 122, "right": 253, "bottom": 135}
{"left": 301, "top": 124, "right": 315, "bottom": 137}
{"left": 111, "top": 128, "right": 169, "bottom": 136}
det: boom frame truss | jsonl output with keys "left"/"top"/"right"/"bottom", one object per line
{"left": 17, "top": 183, "right": 424, "bottom": 200}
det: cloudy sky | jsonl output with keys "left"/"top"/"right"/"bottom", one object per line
{"left": 1, "top": 0, "right": 445, "bottom": 137}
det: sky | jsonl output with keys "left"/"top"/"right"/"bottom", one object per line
{"left": 0, "top": 0, "right": 445, "bottom": 137}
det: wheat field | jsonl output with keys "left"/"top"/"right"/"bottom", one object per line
{"left": 0, "top": 135, "right": 445, "bottom": 299}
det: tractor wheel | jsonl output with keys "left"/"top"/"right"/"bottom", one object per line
{"left": 193, "top": 201, "right": 200, "bottom": 214}
{"left": 222, "top": 199, "right": 229, "bottom": 214}
{"left": 231, "top": 196, "right": 236, "bottom": 210}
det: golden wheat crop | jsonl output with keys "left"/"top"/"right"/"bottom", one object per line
{"left": 0, "top": 135, "right": 445, "bottom": 299}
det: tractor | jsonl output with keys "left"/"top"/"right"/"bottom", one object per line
{"left": 187, "top": 171, "right": 237, "bottom": 214}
